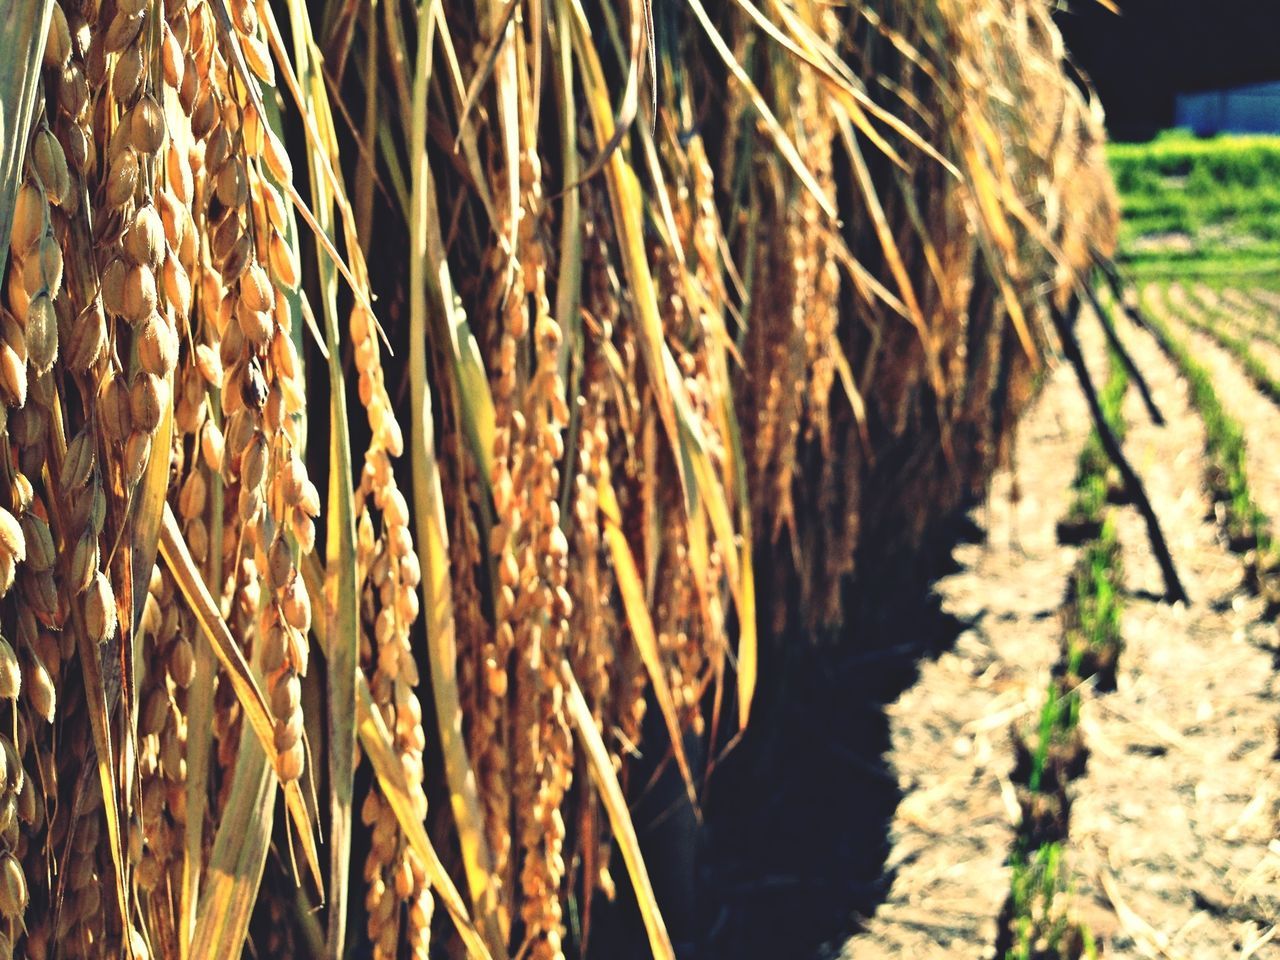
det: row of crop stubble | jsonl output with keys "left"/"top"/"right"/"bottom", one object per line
{"left": 997, "top": 302, "right": 1132, "bottom": 960}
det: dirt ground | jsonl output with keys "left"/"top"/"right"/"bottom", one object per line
{"left": 840, "top": 296, "right": 1280, "bottom": 959}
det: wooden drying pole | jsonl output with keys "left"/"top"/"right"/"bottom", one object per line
{"left": 1080, "top": 280, "right": 1166, "bottom": 426}
{"left": 1050, "top": 294, "right": 1190, "bottom": 606}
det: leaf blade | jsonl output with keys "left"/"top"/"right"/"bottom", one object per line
{"left": 158, "top": 505, "right": 323, "bottom": 895}
{"left": 598, "top": 479, "right": 700, "bottom": 815}
{"left": 407, "top": 1, "right": 509, "bottom": 949}
{"left": 299, "top": 553, "right": 501, "bottom": 960}
{"left": 189, "top": 684, "right": 277, "bottom": 960}
{"left": 560, "top": 660, "right": 674, "bottom": 960}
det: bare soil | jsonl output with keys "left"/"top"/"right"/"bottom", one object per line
{"left": 1068, "top": 290, "right": 1280, "bottom": 960}
{"left": 839, "top": 326, "right": 1099, "bottom": 959}
{"left": 1192, "top": 285, "right": 1280, "bottom": 381}
{"left": 1127, "top": 232, "right": 1195, "bottom": 256}
{"left": 840, "top": 296, "right": 1280, "bottom": 959}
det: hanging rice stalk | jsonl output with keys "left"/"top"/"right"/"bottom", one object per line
{"left": 0, "top": 0, "right": 1115, "bottom": 956}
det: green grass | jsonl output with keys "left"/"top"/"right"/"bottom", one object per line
{"left": 1108, "top": 130, "right": 1280, "bottom": 191}
{"left": 1110, "top": 131, "right": 1280, "bottom": 277}
{"left": 1073, "top": 520, "right": 1123, "bottom": 657}
{"left": 1002, "top": 322, "right": 1129, "bottom": 960}
{"left": 1121, "top": 248, "right": 1280, "bottom": 281}
{"left": 1061, "top": 320, "right": 1130, "bottom": 534}
{"left": 1026, "top": 680, "right": 1082, "bottom": 794}
{"left": 1218, "top": 290, "right": 1280, "bottom": 349}
{"left": 1175, "top": 287, "right": 1280, "bottom": 406}
{"left": 1143, "top": 286, "right": 1274, "bottom": 555}
{"left": 1121, "top": 189, "right": 1280, "bottom": 243}
{"left": 1004, "top": 522, "right": 1119, "bottom": 959}
{"left": 1239, "top": 290, "right": 1280, "bottom": 359}
{"left": 1004, "top": 516, "right": 1117, "bottom": 958}
{"left": 1005, "top": 843, "right": 1098, "bottom": 960}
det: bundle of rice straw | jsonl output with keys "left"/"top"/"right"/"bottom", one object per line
{"left": 0, "top": 0, "right": 1115, "bottom": 955}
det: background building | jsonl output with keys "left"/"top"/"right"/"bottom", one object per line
{"left": 1174, "top": 81, "right": 1280, "bottom": 136}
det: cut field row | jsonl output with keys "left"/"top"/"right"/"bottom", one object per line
{"left": 843, "top": 277, "right": 1280, "bottom": 959}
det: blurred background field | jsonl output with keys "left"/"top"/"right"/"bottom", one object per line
{"left": 1110, "top": 131, "right": 1280, "bottom": 279}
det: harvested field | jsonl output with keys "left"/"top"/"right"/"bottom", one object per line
{"left": 840, "top": 290, "right": 1280, "bottom": 959}
{"left": 0, "top": 1, "right": 1275, "bottom": 958}
{"left": 837, "top": 137, "right": 1280, "bottom": 960}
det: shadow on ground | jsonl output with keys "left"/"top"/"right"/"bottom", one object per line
{"left": 586, "top": 505, "right": 983, "bottom": 960}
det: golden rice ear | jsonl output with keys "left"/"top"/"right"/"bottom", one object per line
{"left": 29, "top": 130, "right": 68, "bottom": 207}
{"left": 0, "top": 639, "right": 19, "bottom": 700}
{"left": 129, "top": 94, "right": 167, "bottom": 154}
{"left": 23, "top": 294, "right": 56, "bottom": 374}
{"left": 0, "top": 511, "right": 23, "bottom": 566}
{"left": 123, "top": 203, "right": 165, "bottom": 267}
{"left": 0, "top": 0, "right": 1131, "bottom": 954}
{"left": 83, "top": 571, "right": 117, "bottom": 644}
{"left": 9, "top": 184, "right": 42, "bottom": 257}
{"left": 104, "top": 148, "right": 139, "bottom": 209}
{"left": 42, "top": 2, "right": 70, "bottom": 68}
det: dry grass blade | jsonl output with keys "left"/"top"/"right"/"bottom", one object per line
{"left": 300, "top": 553, "right": 499, "bottom": 960}
{"left": 571, "top": 1, "right": 755, "bottom": 732}
{"left": 424, "top": 187, "right": 497, "bottom": 499}
{"left": 831, "top": 344, "right": 872, "bottom": 455}
{"left": 953, "top": 110, "right": 1040, "bottom": 362}
{"left": 599, "top": 478, "right": 700, "bottom": 815}
{"left": 182, "top": 457, "right": 225, "bottom": 952}
{"left": 189, "top": 688, "right": 277, "bottom": 960}
{"left": 66, "top": 591, "right": 131, "bottom": 949}
{"left": 158, "top": 506, "right": 322, "bottom": 891}
{"left": 770, "top": 0, "right": 963, "bottom": 177}
{"left": 277, "top": 2, "right": 361, "bottom": 948}
{"left": 370, "top": 1, "right": 498, "bottom": 496}
{"left": 569, "top": 0, "right": 690, "bottom": 483}
{"left": 454, "top": 0, "right": 519, "bottom": 148}
{"left": 621, "top": 100, "right": 758, "bottom": 727}
{"left": 423, "top": 0, "right": 499, "bottom": 221}
{"left": 319, "top": 258, "right": 360, "bottom": 960}
{"left": 684, "top": 0, "right": 836, "bottom": 218}
{"left": 183, "top": 613, "right": 217, "bottom": 955}
{"left": 723, "top": 434, "right": 757, "bottom": 729}
{"left": 128, "top": 391, "right": 172, "bottom": 636}
{"left": 407, "top": 364, "right": 508, "bottom": 948}
{"left": 41, "top": 394, "right": 134, "bottom": 951}
{"left": 483, "top": 0, "right": 521, "bottom": 300}
{"left": 680, "top": 419, "right": 755, "bottom": 723}
{"left": 409, "top": 3, "right": 507, "bottom": 947}
{"left": 561, "top": 659, "right": 675, "bottom": 960}
{"left": 261, "top": 0, "right": 383, "bottom": 325}
{"left": 356, "top": 678, "right": 496, "bottom": 960}
{"left": 553, "top": 0, "right": 582, "bottom": 388}
{"left": 565, "top": 0, "right": 644, "bottom": 191}
{"left": 731, "top": 0, "right": 909, "bottom": 172}
{"left": 835, "top": 116, "right": 943, "bottom": 391}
